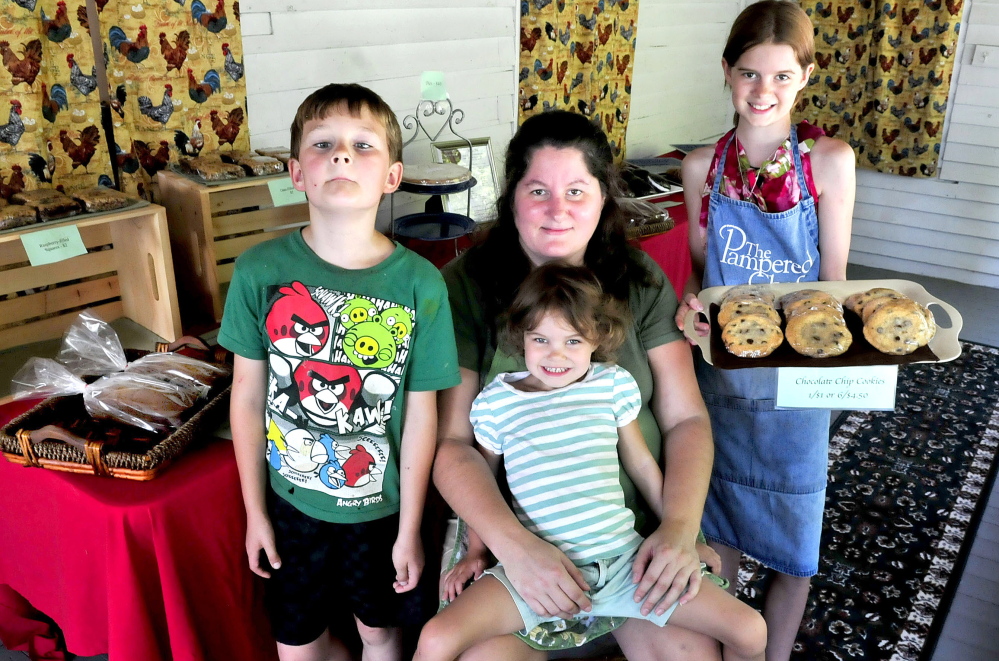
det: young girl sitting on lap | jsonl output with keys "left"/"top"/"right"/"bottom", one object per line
{"left": 415, "top": 263, "right": 766, "bottom": 661}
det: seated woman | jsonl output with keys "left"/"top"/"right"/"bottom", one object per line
{"left": 433, "top": 110, "right": 722, "bottom": 660}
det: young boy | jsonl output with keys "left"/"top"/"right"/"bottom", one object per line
{"left": 219, "top": 83, "right": 461, "bottom": 661}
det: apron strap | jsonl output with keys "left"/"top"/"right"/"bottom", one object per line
{"left": 712, "top": 130, "right": 737, "bottom": 194}
{"left": 788, "top": 124, "right": 813, "bottom": 202}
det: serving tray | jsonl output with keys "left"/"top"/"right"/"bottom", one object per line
{"left": 682, "top": 279, "right": 963, "bottom": 368}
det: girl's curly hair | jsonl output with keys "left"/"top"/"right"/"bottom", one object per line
{"left": 501, "top": 263, "right": 629, "bottom": 363}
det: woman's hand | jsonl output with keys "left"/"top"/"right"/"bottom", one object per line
{"left": 440, "top": 551, "right": 488, "bottom": 603}
{"left": 499, "top": 533, "right": 592, "bottom": 619}
{"left": 630, "top": 524, "right": 702, "bottom": 615}
{"left": 674, "top": 292, "right": 710, "bottom": 343}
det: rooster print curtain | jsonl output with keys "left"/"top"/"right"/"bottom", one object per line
{"left": 99, "top": 0, "right": 248, "bottom": 197}
{"left": 797, "top": 0, "right": 963, "bottom": 177}
{"left": 1, "top": 0, "right": 115, "bottom": 200}
{"left": 518, "top": 0, "right": 639, "bottom": 161}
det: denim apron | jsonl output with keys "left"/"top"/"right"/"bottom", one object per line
{"left": 697, "top": 125, "right": 830, "bottom": 577}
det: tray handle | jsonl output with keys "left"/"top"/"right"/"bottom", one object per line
{"left": 922, "top": 293, "right": 964, "bottom": 362}
{"left": 156, "top": 334, "right": 230, "bottom": 364}
{"left": 682, "top": 307, "right": 713, "bottom": 365}
{"left": 18, "top": 426, "right": 113, "bottom": 477}
{"left": 923, "top": 295, "right": 963, "bottom": 335}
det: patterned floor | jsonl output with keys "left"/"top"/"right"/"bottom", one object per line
{"left": 737, "top": 343, "right": 999, "bottom": 660}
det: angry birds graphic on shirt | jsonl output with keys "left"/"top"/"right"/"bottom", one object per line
{"left": 260, "top": 281, "right": 415, "bottom": 507}
{"left": 339, "top": 296, "right": 380, "bottom": 329}
{"left": 342, "top": 444, "right": 379, "bottom": 487}
{"left": 342, "top": 321, "right": 397, "bottom": 369}
{"left": 294, "top": 360, "right": 362, "bottom": 426}
{"left": 266, "top": 281, "right": 331, "bottom": 356}
{"left": 380, "top": 306, "right": 413, "bottom": 342}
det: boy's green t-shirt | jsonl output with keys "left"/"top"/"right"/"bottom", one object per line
{"left": 219, "top": 230, "right": 461, "bottom": 523}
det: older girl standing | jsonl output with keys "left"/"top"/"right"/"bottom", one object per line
{"left": 676, "top": 2, "right": 856, "bottom": 660}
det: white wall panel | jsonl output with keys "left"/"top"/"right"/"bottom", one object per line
{"left": 241, "top": 2, "right": 519, "bottom": 231}
{"left": 246, "top": 8, "right": 514, "bottom": 55}
{"left": 937, "top": 161, "right": 999, "bottom": 187}
{"left": 945, "top": 124, "right": 999, "bottom": 147}
{"left": 626, "top": 0, "right": 743, "bottom": 157}
{"left": 949, "top": 103, "right": 999, "bottom": 128}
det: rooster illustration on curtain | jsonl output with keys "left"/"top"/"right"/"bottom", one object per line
{"left": 1, "top": 0, "right": 115, "bottom": 201}
{"left": 100, "top": 0, "right": 248, "bottom": 197}
{"left": 796, "top": 0, "right": 963, "bottom": 177}
{"left": 518, "top": 0, "right": 638, "bottom": 161}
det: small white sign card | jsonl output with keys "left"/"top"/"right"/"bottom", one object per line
{"left": 21, "top": 224, "right": 87, "bottom": 266}
{"left": 776, "top": 365, "right": 899, "bottom": 411}
{"left": 267, "top": 177, "right": 307, "bottom": 207}
{"left": 421, "top": 71, "right": 448, "bottom": 101}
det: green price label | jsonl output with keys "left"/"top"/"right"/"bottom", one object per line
{"left": 21, "top": 224, "right": 87, "bottom": 266}
{"left": 421, "top": 71, "right": 448, "bottom": 101}
{"left": 268, "top": 177, "right": 308, "bottom": 207}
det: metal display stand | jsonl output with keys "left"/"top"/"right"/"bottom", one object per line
{"left": 391, "top": 99, "right": 477, "bottom": 248}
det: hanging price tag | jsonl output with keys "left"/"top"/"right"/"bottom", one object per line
{"left": 421, "top": 71, "right": 448, "bottom": 101}
{"left": 776, "top": 365, "right": 898, "bottom": 411}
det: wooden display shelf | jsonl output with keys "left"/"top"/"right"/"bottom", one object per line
{"left": 0, "top": 204, "right": 182, "bottom": 352}
{"left": 157, "top": 170, "right": 310, "bottom": 327}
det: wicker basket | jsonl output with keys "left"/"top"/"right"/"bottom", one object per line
{"left": 1, "top": 364, "right": 231, "bottom": 480}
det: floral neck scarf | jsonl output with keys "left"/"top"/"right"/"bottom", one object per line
{"left": 699, "top": 121, "right": 824, "bottom": 227}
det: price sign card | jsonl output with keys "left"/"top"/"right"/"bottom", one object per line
{"left": 421, "top": 71, "right": 448, "bottom": 101}
{"left": 21, "top": 224, "right": 87, "bottom": 266}
{"left": 776, "top": 365, "right": 898, "bottom": 411}
{"left": 267, "top": 177, "right": 307, "bottom": 207}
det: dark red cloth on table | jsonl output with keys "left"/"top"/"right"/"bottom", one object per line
{"left": 0, "top": 399, "right": 278, "bottom": 661}
{"left": 635, "top": 190, "right": 692, "bottom": 300}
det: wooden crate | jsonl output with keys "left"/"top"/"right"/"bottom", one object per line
{"left": 0, "top": 204, "right": 182, "bottom": 352}
{"left": 157, "top": 170, "right": 310, "bottom": 327}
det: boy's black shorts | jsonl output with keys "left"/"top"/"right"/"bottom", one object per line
{"left": 263, "top": 491, "right": 432, "bottom": 646}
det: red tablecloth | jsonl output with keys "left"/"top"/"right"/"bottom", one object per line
{"left": 636, "top": 191, "right": 692, "bottom": 299}
{"left": 0, "top": 399, "right": 278, "bottom": 661}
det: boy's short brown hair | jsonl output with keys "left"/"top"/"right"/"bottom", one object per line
{"left": 503, "top": 263, "right": 629, "bottom": 363}
{"left": 289, "top": 83, "right": 403, "bottom": 163}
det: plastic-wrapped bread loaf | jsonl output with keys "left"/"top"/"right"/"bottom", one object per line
{"left": 125, "top": 352, "right": 231, "bottom": 395}
{"left": 11, "top": 188, "right": 62, "bottom": 205}
{"left": 234, "top": 155, "right": 285, "bottom": 176}
{"left": 181, "top": 156, "right": 245, "bottom": 181}
{"left": 255, "top": 146, "right": 290, "bottom": 156}
{"left": 84, "top": 372, "right": 201, "bottom": 433}
{"left": 0, "top": 202, "right": 39, "bottom": 230}
{"left": 71, "top": 186, "right": 134, "bottom": 212}
{"left": 23, "top": 194, "right": 81, "bottom": 220}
